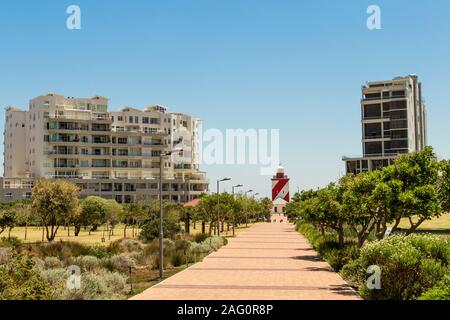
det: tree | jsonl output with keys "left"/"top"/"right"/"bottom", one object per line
{"left": 259, "top": 197, "right": 273, "bottom": 222}
{"left": 342, "top": 171, "right": 381, "bottom": 247}
{"left": 120, "top": 203, "right": 145, "bottom": 238}
{"left": 383, "top": 147, "right": 448, "bottom": 234}
{"left": 104, "top": 199, "right": 122, "bottom": 237}
{"left": 0, "top": 209, "right": 16, "bottom": 239}
{"left": 31, "top": 179, "right": 79, "bottom": 241}
{"left": 77, "top": 196, "right": 108, "bottom": 235}
{"left": 138, "top": 200, "right": 182, "bottom": 241}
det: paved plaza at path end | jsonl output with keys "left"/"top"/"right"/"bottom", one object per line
{"left": 131, "top": 215, "right": 360, "bottom": 300}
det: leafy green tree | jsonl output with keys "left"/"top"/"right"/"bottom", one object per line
{"left": 76, "top": 196, "right": 108, "bottom": 235}
{"left": 120, "top": 203, "right": 145, "bottom": 238}
{"left": 384, "top": 146, "right": 449, "bottom": 234}
{"left": 0, "top": 209, "right": 16, "bottom": 239}
{"left": 31, "top": 179, "right": 79, "bottom": 241}
{"left": 342, "top": 171, "right": 381, "bottom": 247}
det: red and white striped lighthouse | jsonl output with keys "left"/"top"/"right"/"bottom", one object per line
{"left": 271, "top": 165, "right": 290, "bottom": 202}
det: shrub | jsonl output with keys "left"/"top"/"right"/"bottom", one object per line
{"left": 65, "top": 271, "right": 127, "bottom": 300}
{"left": 139, "top": 219, "right": 181, "bottom": 242}
{"left": 71, "top": 255, "right": 101, "bottom": 272}
{"left": 37, "top": 266, "right": 128, "bottom": 300}
{"left": 418, "top": 274, "right": 450, "bottom": 300}
{"left": 170, "top": 251, "right": 185, "bottom": 267}
{"left": 0, "top": 247, "right": 13, "bottom": 264}
{"left": 194, "top": 233, "right": 208, "bottom": 243}
{"left": 341, "top": 234, "right": 450, "bottom": 300}
{"left": 202, "top": 236, "right": 227, "bottom": 251}
{"left": 36, "top": 267, "right": 68, "bottom": 298}
{"left": 44, "top": 256, "right": 63, "bottom": 269}
{"left": 0, "top": 253, "right": 56, "bottom": 300}
{"left": 34, "top": 241, "right": 90, "bottom": 261}
{"left": 109, "top": 253, "right": 137, "bottom": 272}
{"left": 119, "top": 239, "right": 144, "bottom": 252}
{"left": 296, "top": 221, "right": 359, "bottom": 271}
{"left": 88, "top": 245, "right": 112, "bottom": 259}
{"left": 0, "top": 236, "right": 23, "bottom": 249}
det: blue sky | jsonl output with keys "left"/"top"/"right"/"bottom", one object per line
{"left": 1, "top": 0, "right": 450, "bottom": 198}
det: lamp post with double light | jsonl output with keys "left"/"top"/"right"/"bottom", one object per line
{"left": 159, "top": 147, "right": 183, "bottom": 278}
{"left": 231, "top": 184, "right": 243, "bottom": 236}
{"left": 244, "top": 189, "right": 253, "bottom": 227}
{"left": 217, "top": 177, "right": 231, "bottom": 236}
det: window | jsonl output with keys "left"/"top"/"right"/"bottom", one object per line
{"left": 22, "top": 192, "right": 32, "bottom": 199}
{"left": 392, "top": 90, "right": 405, "bottom": 97}
{"left": 4, "top": 192, "right": 12, "bottom": 199}
{"left": 365, "top": 92, "right": 381, "bottom": 100}
{"left": 363, "top": 104, "right": 381, "bottom": 119}
{"left": 129, "top": 116, "right": 133, "bottom": 123}
{"left": 364, "top": 123, "right": 382, "bottom": 139}
{"left": 142, "top": 117, "right": 149, "bottom": 124}
{"left": 118, "top": 116, "right": 123, "bottom": 121}
{"left": 365, "top": 141, "right": 382, "bottom": 155}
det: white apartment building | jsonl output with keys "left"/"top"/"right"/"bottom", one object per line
{"left": 1, "top": 93, "right": 208, "bottom": 203}
{"left": 343, "top": 75, "right": 427, "bottom": 174}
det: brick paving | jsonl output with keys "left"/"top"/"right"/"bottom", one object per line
{"left": 131, "top": 215, "right": 360, "bottom": 300}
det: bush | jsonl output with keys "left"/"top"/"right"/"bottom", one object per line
{"left": 36, "top": 266, "right": 128, "bottom": 300}
{"left": 71, "top": 255, "right": 100, "bottom": 272}
{"left": 296, "top": 221, "right": 359, "bottom": 271}
{"left": 0, "top": 253, "right": 56, "bottom": 300}
{"left": 139, "top": 219, "right": 181, "bottom": 242}
{"left": 44, "top": 256, "right": 63, "bottom": 269}
{"left": 119, "top": 239, "right": 144, "bottom": 252}
{"left": 108, "top": 239, "right": 144, "bottom": 254}
{"left": 194, "top": 233, "right": 208, "bottom": 243}
{"left": 33, "top": 241, "right": 90, "bottom": 261}
{"left": 0, "top": 247, "right": 13, "bottom": 264}
{"left": 109, "top": 253, "right": 137, "bottom": 272}
{"left": 0, "top": 236, "right": 23, "bottom": 249}
{"left": 341, "top": 234, "right": 450, "bottom": 300}
{"left": 170, "top": 251, "right": 185, "bottom": 267}
{"left": 418, "top": 274, "right": 450, "bottom": 300}
{"left": 88, "top": 245, "right": 112, "bottom": 259}
{"left": 202, "top": 236, "right": 227, "bottom": 251}
{"left": 65, "top": 271, "right": 127, "bottom": 300}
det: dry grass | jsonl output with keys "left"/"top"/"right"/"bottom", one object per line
{"left": 181, "top": 222, "right": 256, "bottom": 238}
{"left": 395, "top": 212, "right": 450, "bottom": 230}
{"left": 6, "top": 224, "right": 141, "bottom": 245}
{"left": 6, "top": 221, "right": 257, "bottom": 245}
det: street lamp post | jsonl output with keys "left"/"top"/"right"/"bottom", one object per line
{"left": 252, "top": 193, "right": 259, "bottom": 222}
{"left": 217, "top": 177, "right": 231, "bottom": 236}
{"left": 244, "top": 190, "right": 253, "bottom": 227}
{"left": 232, "top": 184, "right": 243, "bottom": 237}
{"left": 159, "top": 148, "right": 183, "bottom": 279}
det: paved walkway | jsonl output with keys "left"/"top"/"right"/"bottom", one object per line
{"left": 131, "top": 215, "right": 360, "bottom": 300}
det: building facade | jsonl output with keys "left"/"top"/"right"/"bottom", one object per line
{"left": 2, "top": 93, "right": 208, "bottom": 203}
{"left": 343, "top": 75, "right": 427, "bottom": 175}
